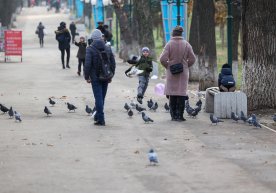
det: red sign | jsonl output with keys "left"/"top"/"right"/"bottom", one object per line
{"left": 5, "top": 30, "right": 22, "bottom": 56}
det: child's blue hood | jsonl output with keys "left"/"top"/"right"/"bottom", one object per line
{"left": 221, "top": 68, "right": 232, "bottom": 75}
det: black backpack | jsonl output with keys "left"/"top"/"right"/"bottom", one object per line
{"left": 93, "top": 46, "right": 114, "bottom": 82}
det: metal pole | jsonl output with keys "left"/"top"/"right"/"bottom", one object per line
{"left": 116, "top": 16, "right": 119, "bottom": 52}
{"left": 227, "top": 0, "right": 233, "bottom": 69}
{"left": 177, "top": 0, "right": 181, "bottom": 25}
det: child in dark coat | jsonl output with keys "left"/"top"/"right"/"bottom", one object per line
{"left": 127, "top": 47, "right": 153, "bottom": 104}
{"left": 74, "top": 37, "right": 87, "bottom": 76}
{"left": 218, "top": 63, "right": 236, "bottom": 92}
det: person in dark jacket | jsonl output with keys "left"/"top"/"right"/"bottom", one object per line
{"left": 69, "top": 21, "right": 77, "bottom": 43}
{"left": 218, "top": 63, "right": 236, "bottom": 92}
{"left": 55, "top": 21, "right": 71, "bottom": 69}
{"left": 96, "top": 22, "right": 110, "bottom": 42}
{"left": 36, "top": 22, "right": 45, "bottom": 48}
{"left": 84, "top": 29, "right": 116, "bottom": 126}
{"left": 103, "top": 24, "right": 113, "bottom": 42}
{"left": 74, "top": 36, "right": 87, "bottom": 76}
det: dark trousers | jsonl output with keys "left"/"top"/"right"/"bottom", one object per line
{"left": 137, "top": 75, "right": 149, "bottom": 98}
{"left": 92, "top": 80, "right": 108, "bottom": 123}
{"left": 71, "top": 34, "right": 75, "bottom": 43}
{"left": 169, "top": 95, "right": 188, "bottom": 121}
{"left": 39, "top": 37, "right": 44, "bottom": 47}
{"left": 78, "top": 58, "right": 85, "bottom": 73}
{"left": 60, "top": 48, "right": 70, "bottom": 66}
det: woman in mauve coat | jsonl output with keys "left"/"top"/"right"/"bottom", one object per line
{"left": 159, "top": 26, "right": 196, "bottom": 121}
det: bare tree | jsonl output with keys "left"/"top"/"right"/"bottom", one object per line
{"left": 241, "top": 0, "right": 276, "bottom": 110}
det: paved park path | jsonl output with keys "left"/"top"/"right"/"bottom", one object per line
{"left": 1, "top": 6, "right": 276, "bottom": 193}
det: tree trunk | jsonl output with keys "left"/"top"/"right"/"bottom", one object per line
{"left": 133, "top": 0, "right": 156, "bottom": 59}
{"left": 189, "top": 0, "right": 217, "bottom": 90}
{"left": 241, "top": 0, "right": 276, "bottom": 110}
{"left": 111, "top": 0, "right": 138, "bottom": 61}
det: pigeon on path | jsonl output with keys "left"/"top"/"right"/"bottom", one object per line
{"left": 124, "top": 103, "right": 130, "bottom": 111}
{"left": 136, "top": 104, "right": 146, "bottom": 113}
{"left": 8, "top": 107, "right": 14, "bottom": 118}
{"left": 128, "top": 109, "right": 133, "bottom": 118}
{"left": 151, "top": 102, "right": 158, "bottom": 112}
{"left": 273, "top": 114, "right": 276, "bottom": 122}
{"left": 66, "top": 102, "right": 77, "bottom": 112}
{"left": 210, "top": 114, "right": 223, "bottom": 125}
{"left": 240, "top": 111, "right": 247, "bottom": 123}
{"left": 231, "top": 112, "right": 239, "bottom": 122}
{"left": 164, "top": 103, "right": 170, "bottom": 112}
{"left": 148, "top": 149, "right": 158, "bottom": 165}
{"left": 0, "top": 104, "right": 9, "bottom": 114}
{"left": 142, "top": 112, "right": 154, "bottom": 123}
{"left": 85, "top": 105, "right": 92, "bottom": 115}
{"left": 252, "top": 114, "right": 262, "bottom": 128}
{"left": 196, "top": 99, "right": 202, "bottom": 107}
{"left": 49, "top": 98, "right": 56, "bottom": 106}
{"left": 14, "top": 111, "right": 22, "bottom": 122}
{"left": 247, "top": 115, "right": 253, "bottom": 125}
{"left": 147, "top": 99, "right": 154, "bottom": 110}
{"left": 130, "top": 100, "right": 136, "bottom": 109}
{"left": 44, "top": 106, "right": 52, "bottom": 116}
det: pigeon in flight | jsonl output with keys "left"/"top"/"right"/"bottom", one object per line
{"left": 231, "top": 112, "right": 239, "bottom": 122}
{"left": 8, "top": 106, "right": 14, "bottom": 118}
{"left": 148, "top": 149, "right": 158, "bottom": 165}
{"left": 85, "top": 105, "right": 92, "bottom": 115}
{"left": 0, "top": 104, "right": 9, "bottom": 114}
{"left": 124, "top": 103, "right": 130, "bottom": 111}
{"left": 14, "top": 111, "right": 22, "bottom": 122}
{"left": 66, "top": 102, "right": 77, "bottom": 112}
{"left": 49, "top": 98, "right": 56, "bottom": 106}
{"left": 136, "top": 104, "right": 146, "bottom": 113}
{"left": 142, "top": 112, "right": 154, "bottom": 123}
{"left": 164, "top": 103, "right": 170, "bottom": 112}
{"left": 252, "top": 114, "right": 262, "bottom": 128}
{"left": 147, "top": 99, "right": 154, "bottom": 110}
{"left": 128, "top": 109, "right": 133, "bottom": 118}
{"left": 240, "top": 111, "right": 247, "bottom": 123}
{"left": 210, "top": 114, "right": 223, "bottom": 125}
{"left": 44, "top": 106, "right": 52, "bottom": 116}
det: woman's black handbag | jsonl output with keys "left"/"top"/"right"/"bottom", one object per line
{"left": 170, "top": 63, "right": 183, "bottom": 75}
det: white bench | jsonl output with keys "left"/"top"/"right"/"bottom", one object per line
{"left": 205, "top": 87, "right": 247, "bottom": 119}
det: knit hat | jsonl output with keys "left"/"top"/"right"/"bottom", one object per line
{"left": 60, "top": 21, "right": 66, "bottom": 27}
{"left": 91, "top": 29, "right": 103, "bottom": 40}
{"left": 173, "top": 25, "right": 184, "bottom": 33}
{"left": 142, "top": 47, "right": 150, "bottom": 52}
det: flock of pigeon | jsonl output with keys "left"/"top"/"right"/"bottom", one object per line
{"left": 0, "top": 98, "right": 97, "bottom": 122}
{"left": 123, "top": 98, "right": 203, "bottom": 123}
{"left": 209, "top": 111, "right": 276, "bottom": 128}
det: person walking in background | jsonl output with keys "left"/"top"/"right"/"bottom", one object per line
{"left": 103, "top": 24, "right": 113, "bottom": 43}
{"left": 160, "top": 26, "right": 196, "bottom": 122}
{"left": 74, "top": 36, "right": 87, "bottom": 76}
{"left": 55, "top": 21, "right": 71, "bottom": 69}
{"left": 84, "top": 29, "right": 116, "bottom": 126}
{"left": 69, "top": 21, "right": 77, "bottom": 43}
{"left": 36, "top": 22, "right": 45, "bottom": 48}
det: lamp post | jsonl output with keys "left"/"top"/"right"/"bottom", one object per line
{"left": 226, "top": 0, "right": 233, "bottom": 69}
{"left": 166, "top": 0, "right": 190, "bottom": 26}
